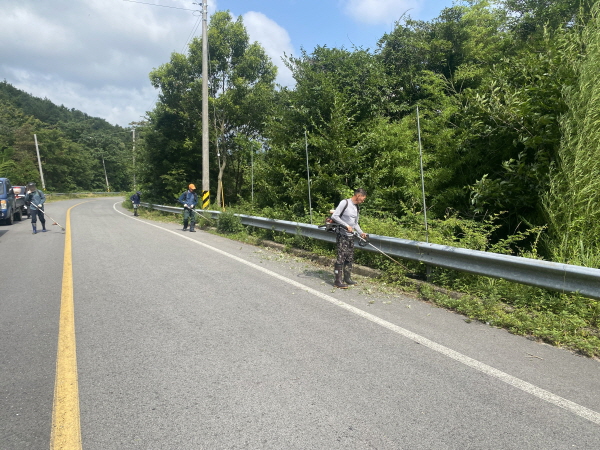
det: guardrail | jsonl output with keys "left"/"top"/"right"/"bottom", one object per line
{"left": 50, "top": 192, "right": 124, "bottom": 196}
{"left": 139, "top": 202, "right": 600, "bottom": 300}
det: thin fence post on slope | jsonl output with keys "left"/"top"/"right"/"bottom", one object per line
{"left": 416, "top": 106, "right": 428, "bottom": 242}
{"left": 305, "top": 130, "right": 313, "bottom": 224}
{"left": 416, "top": 106, "right": 432, "bottom": 281}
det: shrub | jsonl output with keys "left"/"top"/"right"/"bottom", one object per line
{"left": 217, "top": 211, "right": 244, "bottom": 233}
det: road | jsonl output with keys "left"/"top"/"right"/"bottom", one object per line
{"left": 1, "top": 197, "right": 600, "bottom": 449}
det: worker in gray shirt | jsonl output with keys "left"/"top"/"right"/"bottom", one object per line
{"left": 331, "top": 188, "right": 367, "bottom": 288}
{"left": 25, "top": 182, "right": 47, "bottom": 234}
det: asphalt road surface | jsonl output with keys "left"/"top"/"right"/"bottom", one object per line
{"left": 1, "top": 197, "right": 600, "bottom": 449}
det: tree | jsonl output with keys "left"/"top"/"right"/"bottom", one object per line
{"left": 502, "top": 0, "right": 594, "bottom": 40}
{"left": 147, "top": 11, "right": 277, "bottom": 205}
{"left": 0, "top": 82, "right": 131, "bottom": 191}
{"left": 459, "top": 29, "right": 574, "bottom": 231}
{"left": 258, "top": 46, "right": 395, "bottom": 214}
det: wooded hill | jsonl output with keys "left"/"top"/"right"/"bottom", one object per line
{"left": 0, "top": 81, "right": 133, "bottom": 192}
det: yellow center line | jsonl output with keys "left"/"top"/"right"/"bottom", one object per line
{"left": 51, "top": 203, "right": 85, "bottom": 450}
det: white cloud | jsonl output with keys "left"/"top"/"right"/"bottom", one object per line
{"left": 340, "top": 0, "right": 420, "bottom": 25}
{"left": 242, "top": 11, "right": 296, "bottom": 88}
{"left": 0, "top": 0, "right": 204, "bottom": 125}
{"left": 0, "top": 1, "right": 295, "bottom": 125}
{"left": 2, "top": 67, "right": 157, "bottom": 125}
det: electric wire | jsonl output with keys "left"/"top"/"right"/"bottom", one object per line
{"left": 122, "top": 0, "right": 198, "bottom": 12}
{"left": 181, "top": 14, "right": 202, "bottom": 53}
{"left": 124, "top": 0, "right": 203, "bottom": 121}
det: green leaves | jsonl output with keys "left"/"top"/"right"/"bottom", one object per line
{"left": 145, "top": 11, "right": 277, "bottom": 205}
{"left": 0, "top": 85, "right": 133, "bottom": 191}
{"left": 544, "top": 3, "right": 600, "bottom": 266}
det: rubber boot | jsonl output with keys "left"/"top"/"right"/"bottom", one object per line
{"left": 32, "top": 223, "right": 37, "bottom": 234}
{"left": 343, "top": 263, "right": 357, "bottom": 285}
{"left": 182, "top": 220, "right": 188, "bottom": 231}
{"left": 334, "top": 264, "right": 348, "bottom": 289}
{"left": 41, "top": 221, "right": 47, "bottom": 232}
{"left": 134, "top": 208, "right": 138, "bottom": 216}
{"left": 190, "top": 222, "right": 196, "bottom": 232}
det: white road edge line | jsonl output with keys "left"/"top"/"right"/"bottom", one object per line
{"left": 114, "top": 203, "right": 600, "bottom": 426}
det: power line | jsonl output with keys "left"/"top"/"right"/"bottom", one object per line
{"left": 123, "top": 0, "right": 204, "bottom": 119}
{"left": 122, "top": 0, "right": 198, "bottom": 12}
{"left": 181, "top": 14, "right": 202, "bottom": 52}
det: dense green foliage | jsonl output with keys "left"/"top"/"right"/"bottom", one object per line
{"left": 0, "top": 81, "right": 135, "bottom": 191}
{"left": 144, "top": 11, "right": 276, "bottom": 203}
{"left": 545, "top": 6, "right": 600, "bottom": 267}
{"left": 137, "top": 1, "right": 600, "bottom": 268}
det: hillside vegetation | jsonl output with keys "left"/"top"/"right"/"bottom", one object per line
{"left": 0, "top": 81, "right": 134, "bottom": 192}
{"left": 141, "top": 2, "right": 600, "bottom": 268}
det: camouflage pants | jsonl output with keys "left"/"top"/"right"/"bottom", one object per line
{"left": 336, "top": 233, "right": 354, "bottom": 265}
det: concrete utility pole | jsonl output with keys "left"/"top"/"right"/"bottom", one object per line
{"left": 101, "top": 153, "right": 110, "bottom": 192}
{"left": 131, "top": 128, "right": 136, "bottom": 189}
{"left": 201, "top": 0, "right": 210, "bottom": 208}
{"left": 33, "top": 134, "right": 46, "bottom": 189}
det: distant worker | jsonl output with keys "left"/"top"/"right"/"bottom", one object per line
{"left": 330, "top": 188, "right": 367, "bottom": 289}
{"left": 130, "top": 191, "right": 141, "bottom": 216}
{"left": 177, "top": 183, "right": 198, "bottom": 232}
{"left": 25, "top": 182, "right": 47, "bottom": 234}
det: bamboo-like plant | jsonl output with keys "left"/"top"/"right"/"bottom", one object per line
{"left": 545, "top": 4, "right": 600, "bottom": 266}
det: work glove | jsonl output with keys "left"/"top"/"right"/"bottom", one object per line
{"left": 184, "top": 204, "right": 189, "bottom": 209}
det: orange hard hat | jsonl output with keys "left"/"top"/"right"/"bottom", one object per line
{"left": 189, "top": 184, "right": 196, "bottom": 190}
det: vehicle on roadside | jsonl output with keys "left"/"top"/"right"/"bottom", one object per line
{"left": 12, "top": 185, "right": 29, "bottom": 218}
{"left": 0, "top": 177, "right": 23, "bottom": 225}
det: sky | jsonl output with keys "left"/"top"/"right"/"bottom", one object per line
{"left": 0, "top": 0, "right": 456, "bottom": 127}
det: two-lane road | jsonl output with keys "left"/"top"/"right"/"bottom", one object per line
{"left": 2, "top": 198, "right": 600, "bottom": 449}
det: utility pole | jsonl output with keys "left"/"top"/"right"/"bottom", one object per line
{"left": 101, "top": 153, "right": 110, "bottom": 192}
{"left": 131, "top": 128, "right": 136, "bottom": 189}
{"left": 201, "top": 0, "right": 210, "bottom": 209}
{"left": 33, "top": 134, "right": 46, "bottom": 189}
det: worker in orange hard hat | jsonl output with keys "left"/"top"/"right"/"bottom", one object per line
{"left": 177, "top": 183, "right": 198, "bottom": 232}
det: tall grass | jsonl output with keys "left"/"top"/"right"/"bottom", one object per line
{"left": 545, "top": 5, "right": 600, "bottom": 267}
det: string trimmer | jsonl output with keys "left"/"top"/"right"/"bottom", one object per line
{"left": 353, "top": 231, "right": 407, "bottom": 269}
{"left": 34, "top": 205, "right": 65, "bottom": 231}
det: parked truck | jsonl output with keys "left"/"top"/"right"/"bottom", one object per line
{"left": 13, "top": 185, "right": 29, "bottom": 218}
{"left": 0, "top": 178, "right": 25, "bottom": 225}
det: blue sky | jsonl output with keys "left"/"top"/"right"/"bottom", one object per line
{"left": 0, "top": 0, "right": 456, "bottom": 126}
{"left": 225, "top": 0, "right": 453, "bottom": 53}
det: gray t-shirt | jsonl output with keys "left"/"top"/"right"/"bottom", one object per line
{"left": 331, "top": 199, "right": 363, "bottom": 236}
